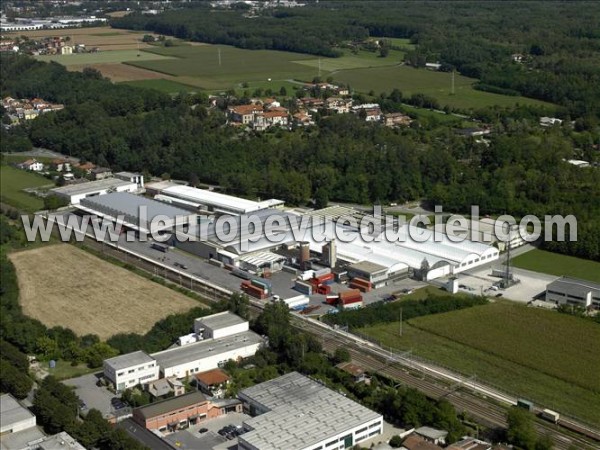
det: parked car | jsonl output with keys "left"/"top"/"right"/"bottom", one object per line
{"left": 78, "top": 400, "right": 87, "bottom": 410}
{"left": 198, "top": 428, "right": 208, "bottom": 434}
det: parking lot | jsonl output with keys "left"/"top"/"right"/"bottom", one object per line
{"left": 164, "top": 412, "right": 250, "bottom": 450}
{"left": 62, "top": 373, "right": 126, "bottom": 419}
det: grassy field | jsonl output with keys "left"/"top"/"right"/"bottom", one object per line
{"left": 9, "top": 244, "right": 205, "bottom": 340}
{"left": 333, "top": 65, "right": 553, "bottom": 110}
{"left": 292, "top": 48, "right": 405, "bottom": 72}
{"left": 35, "top": 49, "right": 172, "bottom": 66}
{"left": 0, "top": 165, "right": 52, "bottom": 211}
{"left": 511, "top": 249, "right": 600, "bottom": 283}
{"left": 361, "top": 302, "right": 600, "bottom": 425}
{"left": 121, "top": 78, "right": 198, "bottom": 94}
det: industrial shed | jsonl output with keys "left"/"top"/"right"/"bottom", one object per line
{"left": 50, "top": 178, "right": 138, "bottom": 205}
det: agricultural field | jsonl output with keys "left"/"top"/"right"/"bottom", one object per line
{"left": 121, "top": 78, "right": 198, "bottom": 94}
{"left": 35, "top": 49, "right": 172, "bottom": 66}
{"left": 512, "top": 249, "right": 600, "bottom": 283}
{"left": 291, "top": 48, "right": 405, "bottom": 72}
{"left": 0, "top": 165, "right": 52, "bottom": 212}
{"left": 333, "top": 65, "right": 553, "bottom": 110}
{"left": 6, "top": 26, "right": 160, "bottom": 51}
{"left": 361, "top": 301, "right": 600, "bottom": 426}
{"left": 9, "top": 244, "right": 205, "bottom": 340}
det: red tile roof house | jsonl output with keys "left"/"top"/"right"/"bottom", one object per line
{"left": 228, "top": 104, "right": 263, "bottom": 125}
{"left": 195, "top": 368, "right": 231, "bottom": 398}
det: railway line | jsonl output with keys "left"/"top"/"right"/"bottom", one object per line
{"left": 62, "top": 222, "right": 599, "bottom": 449}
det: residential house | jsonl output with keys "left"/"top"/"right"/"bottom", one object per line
{"left": 195, "top": 368, "right": 231, "bottom": 398}
{"left": 76, "top": 162, "right": 96, "bottom": 174}
{"left": 364, "top": 107, "right": 382, "bottom": 122}
{"left": 51, "top": 158, "right": 71, "bottom": 172}
{"left": 147, "top": 377, "right": 185, "bottom": 399}
{"left": 297, "top": 97, "right": 324, "bottom": 112}
{"left": 384, "top": 112, "right": 413, "bottom": 127}
{"left": 336, "top": 361, "right": 367, "bottom": 383}
{"left": 228, "top": 104, "right": 263, "bottom": 125}
{"left": 540, "top": 116, "right": 563, "bottom": 127}
{"left": 61, "top": 45, "right": 73, "bottom": 55}
{"left": 415, "top": 426, "right": 448, "bottom": 446}
{"left": 401, "top": 435, "right": 443, "bottom": 450}
{"left": 263, "top": 109, "right": 289, "bottom": 127}
{"left": 326, "top": 97, "right": 353, "bottom": 114}
{"left": 293, "top": 110, "right": 314, "bottom": 126}
{"left": 262, "top": 98, "right": 280, "bottom": 109}
{"left": 17, "top": 159, "right": 43, "bottom": 171}
{"left": 91, "top": 167, "right": 113, "bottom": 180}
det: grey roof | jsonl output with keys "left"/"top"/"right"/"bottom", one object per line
{"left": 50, "top": 178, "right": 134, "bottom": 196}
{"left": 0, "top": 394, "right": 35, "bottom": 429}
{"left": 0, "top": 426, "right": 45, "bottom": 450}
{"left": 38, "top": 432, "right": 85, "bottom": 450}
{"left": 117, "top": 418, "right": 174, "bottom": 450}
{"left": 348, "top": 260, "right": 388, "bottom": 275}
{"left": 135, "top": 391, "right": 207, "bottom": 420}
{"left": 115, "top": 171, "right": 141, "bottom": 178}
{"left": 78, "top": 192, "right": 195, "bottom": 227}
{"left": 151, "top": 330, "right": 262, "bottom": 370}
{"left": 104, "top": 350, "right": 154, "bottom": 371}
{"left": 547, "top": 277, "right": 600, "bottom": 296}
{"left": 196, "top": 311, "right": 247, "bottom": 331}
{"left": 415, "top": 426, "right": 448, "bottom": 440}
{"left": 238, "top": 372, "right": 382, "bottom": 450}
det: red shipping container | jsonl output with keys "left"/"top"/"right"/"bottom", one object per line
{"left": 341, "top": 296, "right": 362, "bottom": 305}
{"left": 352, "top": 277, "right": 371, "bottom": 287}
{"left": 315, "top": 273, "right": 335, "bottom": 284}
{"left": 317, "top": 285, "right": 331, "bottom": 295}
{"left": 339, "top": 289, "right": 361, "bottom": 300}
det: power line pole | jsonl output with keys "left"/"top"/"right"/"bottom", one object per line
{"left": 399, "top": 308, "right": 403, "bottom": 336}
{"left": 218, "top": 48, "right": 222, "bottom": 67}
{"left": 451, "top": 70, "right": 455, "bottom": 95}
{"left": 318, "top": 58, "right": 321, "bottom": 78}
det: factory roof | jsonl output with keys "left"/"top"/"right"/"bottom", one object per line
{"left": 546, "top": 277, "right": 600, "bottom": 295}
{"left": 78, "top": 192, "right": 195, "bottom": 231}
{"left": 135, "top": 391, "right": 207, "bottom": 420}
{"left": 115, "top": 171, "right": 142, "bottom": 178}
{"left": 415, "top": 426, "right": 448, "bottom": 440}
{"left": 196, "top": 311, "right": 247, "bottom": 330}
{"left": 161, "top": 185, "right": 283, "bottom": 214}
{"left": 238, "top": 372, "right": 381, "bottom": 450}
{"left": 151, "top": 330, "right": 262, "bottom": 370}
{"left": 104, "top": 350, "right": 155, "bottom": 371}
{"left": 348, "top": 260, "right": 388, "bottom": 274}
{"left": 50, "top": 178, "right": 134, "bottom": 196}
{"left": 0, "top": 394, "right": 35, "bottom": 429}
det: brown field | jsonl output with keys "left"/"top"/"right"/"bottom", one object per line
{"left": 67, "top": 62, "right": 169, "bottom": 82}
{"left": 9, "top": 244, "right": 205, "bottom": 340}
{"left": 106, "top": 11, "right": 132, "bottom": 18}
{"left": 5, "top": 26, "right": 159, "bottom": 51}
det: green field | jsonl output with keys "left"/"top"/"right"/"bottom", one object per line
{"left": 0, "top": 165, "right": 51, "bottom": 211}
{"left": 292, "top": 48, "right": 405, "bottom": 72}
{"left": 35, "top": 49, "right": 173, "bottom": 66}
{"left": 333, "top": 65, "right": 553, "bottom": 110}
{"left": 512, "top": 249, "right": 600, "bottom": 283}
{"left": 121, "top": 78, "right": 198, "bottom": 94}
{"left": 361, "top": 302, "right": 600, "bottom": 426}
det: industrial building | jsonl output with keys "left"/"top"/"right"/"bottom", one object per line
{"left": 50, "top": 178, "right": 138, "bottom": 204}
{"left": 77, "top": 192, "right": 197, "bottom": 234}
{"left": 148, "top": 182, "right": 284, "bottom": 215}
{"left": 238, "top": 372, "right": 383, "bottom": 450}
{"left": 0, "top": 394, "right": 36, "bottom": 435}
{"left": 194, "top": 311, "right": 249, "bottom": 338}
{"left": 545, "top": 277, "right": 600, "bottom": 310}
{"left": 103, "top": 351, "right": 160, "bottom": 392}
{"left": 115, "top": 171, "right": 144, "bottom": 189}
{"left": 151, "top": 330, "right": 263, "bottom": 379}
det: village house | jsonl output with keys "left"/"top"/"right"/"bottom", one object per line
{"left": 147, "top": 377, "right": 185, "bottom": 399}
{"left": 384, "top": 112, "right": 413, "bottom": 127}
{"left": 91, "top": 167, "right": 113, "bottom": 180}
{"left": 364, "top": 107, "right": 383, "bottom": 122}
{"left": 17, "top": 159, "right": 44, "bottom": 172}
{"left": 336, "top": 362, "right": 368, "bottom": 383}
{"left": 228, "top": 104, "right": 263, "bottom": 125}
{"left": 293, "top": 110, "right": 314, "bottom": 126}
{"left": 76, "top": 162, "right": 96, "bottom": 174}
{"left": 194, "top": 368, "right": 231, "bottom": 398}
{"left": 51, "top": 158, "right": 71, "bottom": 172}
{"left": 326, "top": 97, "right": 353, "bottom": 114}
{"left": 297, "top": 97, "right": 325, "bottom": 112}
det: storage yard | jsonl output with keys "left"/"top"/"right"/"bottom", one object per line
{"left": 9, "top": 244, "right": 204, "bottom": 339}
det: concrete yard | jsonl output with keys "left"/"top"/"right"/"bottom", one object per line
{"left": 63, "top": 373, "right": 121, "bottom": 419}
{"left": 164, "top": 412, "right": 251, "bottom": 450}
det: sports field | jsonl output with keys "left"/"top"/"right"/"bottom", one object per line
{"left": 512, "top": 249, "right": 600, "bottom": 283}
{"left": 35, "top": 49, "right": 172, "bottom": 66}
{"left": 0, "top": 165, "right": 52, "bottom": 212}
{"left": 9, "top": 244, "right": 205, "bottom": 340}
{"left": 361, "top": 301, "right": 600, "bottom": 425}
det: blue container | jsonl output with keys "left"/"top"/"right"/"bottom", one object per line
{"left": 49, "top": 360, "right": 56, "bottom": 369}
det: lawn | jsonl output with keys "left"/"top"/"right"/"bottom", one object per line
{"left": 121, "top": 78, "right": 198, "bottom": 94}
{"left": 46, "top": 360, "right": 97, "bottom": 381}
{"left": 9, "top": 244, "right": 206, "bottom": 340}
{"left": 0, "top": 165, "right": 52, "bottom": 212}
{"left": 511, "top": 249, "right": 600, "bottom": 283}
{"left": 333, "top": 65, "right": 554, "bottom": 110}
{"left": 35, "top": 49, "right": 173, "bottom": 66}
{"left": 360, "top": 301, "right": 600, "bottom": 426}
{"left": 292, "top": 48, "right": 405, "bottom": 72}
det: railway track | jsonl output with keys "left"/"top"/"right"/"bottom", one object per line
{"left": 69, "top": 231, "right": 599, "bottom": 449}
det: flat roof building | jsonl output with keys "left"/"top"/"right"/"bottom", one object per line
{"left": 50, "top": 178, "right": 138, "bottom": 205}
{"left": 0, "top": 394, "right": 36, "bottom": 435}
{"left": 78, "top": 192, "right": 196, "bottom": 233}
{"left": 115, "top": 171, "right": 144, "bottom": 189}
{"left": 151, "top": 330, "right": 263, "bottom": 379}
{"left": 415, "top": 427, "right": 448, "bottom": 446}
{"left": 238, "top": 372, "right": 383, "bottom": 450}
{"left": 103, "top": 350, "right": 159, "bottom": 392}
{"left": 194, "top": 311, "right": 249, "bottom": 338}
{"left": 545, "top": 277, "right": 600, "bottom": 310}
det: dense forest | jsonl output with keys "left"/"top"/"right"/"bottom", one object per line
{"left": 1, "top": 54, "right": 599, "bottom": 260}
{"left": 111, "top": 1, "right": 600, "bottom": 117}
